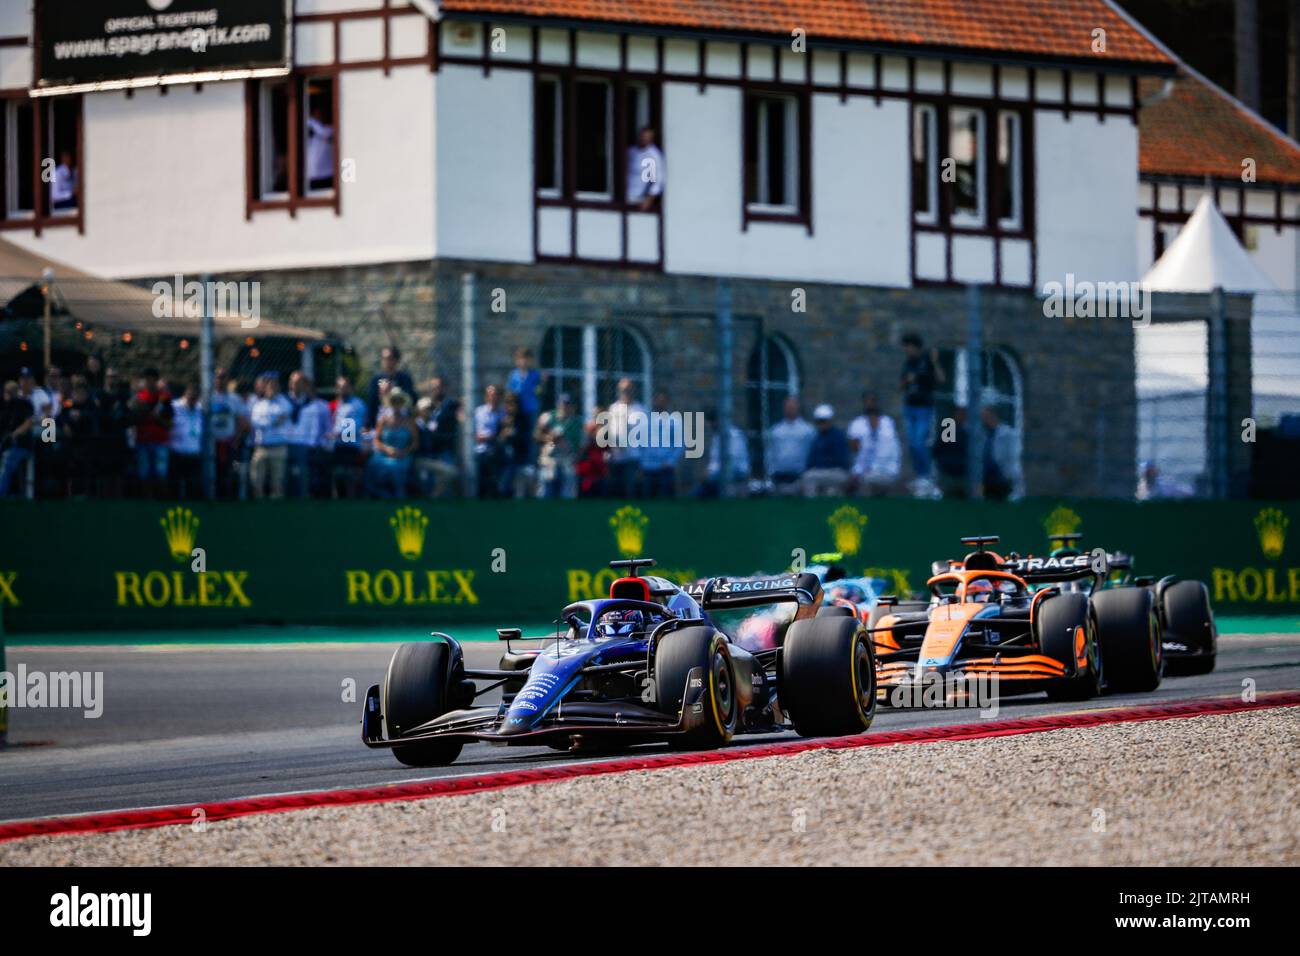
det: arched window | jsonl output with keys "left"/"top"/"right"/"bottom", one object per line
{"left": 540, "top": 324, "right": 651, "bottom": 414}
{"left": 745, "top": 334, "right": 801, "bottom": 473}
{"left": 936, "top": 346, "right": 1024, "bottom": 462}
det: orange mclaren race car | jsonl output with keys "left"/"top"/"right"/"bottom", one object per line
{"left": 845, "top": 536, "right": 1162, "bottom": 704}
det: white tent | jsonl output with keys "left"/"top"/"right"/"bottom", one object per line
{"left": 1142, "top": 194, "right": 1277, "bottom": 293}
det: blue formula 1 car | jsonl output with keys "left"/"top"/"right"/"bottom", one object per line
{"left": 362, "top": 558, "right": 877, "bottom": 766}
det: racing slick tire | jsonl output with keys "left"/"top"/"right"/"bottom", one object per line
{"left": 654, "top": 626, "right": 739, "bottom": 749}
{"left": 1036, "top": 592, "right": 1102, "bottom": 702}
{"left": 383, "top": 641, "right": 465, "bottom": 767}
{"left": 781, "top": 616, "right": 876, "bottom": 737}
{"left": 817, "top": 605, "right": 856, "bottom": 619}
{"left": 1093, "top": 588, "right": 1163, "bottom": 693}
{"left": 1160, "top": 580, "right": 1217, "bottom": 676}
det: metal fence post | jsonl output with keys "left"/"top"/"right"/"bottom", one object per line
{"left": 1207, "top": 285, "right": 1229, "bottom": 499}
{"left": 460, "top": 272, "right": 478, "bottom": 497}
{"left": 964, "top": 283, "right": 984, "bottom": 498}
{"left": 716, "top": 279, "right": 734, "bottom": 497}
{"left": 199, "top": 273, "right": 215, "bottom": 500}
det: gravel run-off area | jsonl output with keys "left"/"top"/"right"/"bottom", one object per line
{"left": 3, "top": 707, "right": 1297, "bottom": 866}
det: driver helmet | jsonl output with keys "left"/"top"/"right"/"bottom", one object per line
{"left": 596, "top": 608, "right": 645, "bottom": 638}
{"left": 966, "top": 579, "right": 995, "bottom": 603}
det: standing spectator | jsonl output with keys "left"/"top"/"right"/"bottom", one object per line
{"left": 61, "top": 375, "right": 101, "bottom": 495}
{"left": 626, "top": 126, "right": 665, "bottom": 211}
{"left": 899, "top": 333, "right": 944, "bottom": 487}
{"left": 698, "top": 412, "right": 750, "bottom": 498}
{"left": 249, "top": 372, "right": 292, "bottom": 499}
{"left": 848, "top": 392, "right": 901, "bottom": 495}
{"left": 306, "top": 104, "right": 335, "bottom": 192}
{"left": 766, "top": 395, "right": 815, "bottom": 494}
{"left": 639, "top": 390, "right": 683, "bottom": 498}
{"left": 366, "top": 346, "right": 415, "bottom": 428}
{"left": 506, "top": 347, "right": 542, "bottom": 429}
{"left": 535, "top": 392, "right": 583, "bottom": 498}
{"left": 43, "top": 366, "right": 66, "bottom": 419}
{"left": 980, "top": 400, "right": 1023, "bottom": 501}
{"left": 365, "top": 389, "right": 418, "bottom": 498}
{"left": 932, "top": 405, "right": 970, "bottom": 499}
{"left": 496, "top": 392, "right": 534, "bottom": 497}
{"left": 209, "top": 368, "right": 249, "bottom": 498}
{"left": 575, "top": 414, "right": 610, "bottom": 498}
{"left": 50, "top": 149, "right": 77, "bottom": 211}
{"left": 605, "top": 377, "right": 646, "bottom": 498}
{"left": 169, "top": 382, "right": 203, "bottom": 498}
{"left": 473, "top": 383, "right": 505, "bottom": 498}
{"left": 0, "top": 380, "right": 35, "bottom": 497}
{"left": 801, "top": 404, "right": 851, "bottom": 496}
{"left": 329, "top": 376, "right": 368, "bottom": 497}
{"left": 1137, "top": 460, "right": 1193, "bottom": 501}
{"left": 95, "top": 367, "right": 132, "bottom": 496}
{"left": 414, "top": 379, "right": 460, "bottom": 497}
{"left": 285, "top": 372, "right": 324, "bottom": 497}
{"left": 131, "top": 367, "right": 172, "bottom": 497}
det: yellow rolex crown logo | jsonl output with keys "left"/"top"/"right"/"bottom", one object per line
{"left": 1043, "top": 505, "right": 1082, "bottom": 543}
{"left": 827, "top": 505, "right": 867, "bottom": 557}
{"left": 390, "top": 506, "right": 429, "bottom": 561}
{"left": 610, "top": 506, "right": 649, "bottom": 558}
{"left": 1254, "top": 507, "right": 1288, "bottom": 559}
{"left": 160, "top": 507, "right": 199, "bottom": 563}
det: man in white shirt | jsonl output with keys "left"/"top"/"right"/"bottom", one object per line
{"left": 249, "top": 373, "right": 293, "bottom": 498}
{"left": 848, "top": 392, "right": 901, "bottom": 496}
{"left": 169, "top": 382, "right": 203, "bottom": 496}
{"left": 626, "top": 126, "right": 665, "bottom": 211}
{"left": 51, "top": 150, "right": 77, "bottom": 211}
{"left": 605, "top": 377, "right": 647, "bottom": 497}
{"left": 766, "top": 396, "right": 815, "bottom": 494}
{"left": 306, "top": 105, "right": 335, "bottom": 192}
{"left": 286, "top": 371, "right": 332, "bottom": 496}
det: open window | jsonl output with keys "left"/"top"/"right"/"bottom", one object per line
{"left": 1, "top": 95, "right": 82, "bottom": 228}
{"left": 995, "top": 110, "right": 1022, "bottom": 230}
{"left": 744, "top": 91, "right": 803, "bottom": 216}
{"left": 535, "top": 75, "right": 562, "bottom": 198}
{"left": 574, "top": 78, "right": 613, "bottom": 199}
{"left": 912, "top": 104, "right": 938, "bottom": 226}
{"left": 948, "top": 106, "right": 984, "bottom": 227}
{"left": 249, "top": 74, "right": 338, "bottom": 212}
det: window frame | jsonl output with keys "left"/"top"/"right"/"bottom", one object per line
{"left": 540, "top": 323, "right": 652, "bottom": 420}
{"left": 947, "top": 105, "right": 986, "bottom": 228}
{"left": 245, "top": 73, "right": 341, "bottom": 219}
{"left": 745, "top": 333, "right": 801, "bottom": 477}
{"left": 742, "top": 87, "right": 811, "bottom": 230}
{"left": 911, "top": 101, "right": 1030, "bottom": 240}
{"left": 912, "top": 103, "right": 938, "bottom": 227}
{"left": 995, "top": 109, "right": 1023, "bottom": 231}
{"left": 0, "top": 91, "right": 84, "bottom": 236}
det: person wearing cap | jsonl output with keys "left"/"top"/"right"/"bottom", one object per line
{"left": 365, "top": 387, "right": 418, "bottom": 498}
{"left": 766, "top": 395, "right": 815, "bottom": 495}
{"left": 0, "top": 380, "right": 35, "bottom": 497}
{"left": 249, "top": 372, "right": 293, "bottom": 498}
{"left": 848, "top": 391, "right": 901, "bottom": 496}
{"left": 535, "top": 391, "right": 584, "bottom": 498}
{"left": 130, "top": 367, "right": 173, "bottom": 497}
{"left": 801, "top": 404, "right": 850, "bottom": 496}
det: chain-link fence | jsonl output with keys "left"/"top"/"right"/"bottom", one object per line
{"left": 2, "top": 265, "right": 1298, "bottom": 502}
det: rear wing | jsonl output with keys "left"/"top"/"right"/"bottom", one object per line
{"left": 684, "top": 572, "right": 823, "bottom": 611}
{"left": 1001, "top": 551, "right": 1114, "bottom": 584}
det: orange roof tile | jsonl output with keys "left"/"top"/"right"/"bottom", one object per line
{"left": 441, "top": 0, "right": 1173, "bottom": 65}
{"left": 1139, "top": 72, "right": 1300, "bottom": 186}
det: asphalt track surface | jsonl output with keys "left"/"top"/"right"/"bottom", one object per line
{"left": 2, "top": 632, "right": 1298, "bottom": 824}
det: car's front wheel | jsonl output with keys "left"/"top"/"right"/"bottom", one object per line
{"left": 654, "top": 626, "right": 739, "bottom": 749}
{"left": 383, "top": 641, "right": 465, "bottom": 767}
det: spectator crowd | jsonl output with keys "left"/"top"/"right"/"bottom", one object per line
{"left": 1, "top": 336, "right": 1025, "bottom": 501}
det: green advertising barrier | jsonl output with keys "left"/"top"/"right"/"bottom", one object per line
{"left": 0, "top": 498, "right": 1297, "bottom": 632}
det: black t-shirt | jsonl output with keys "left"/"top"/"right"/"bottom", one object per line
{"left": 902, "top": 353, "right": 937, "bottom": 407}
{"left": 0, "top": 396, "right": 34, "bottom": 449}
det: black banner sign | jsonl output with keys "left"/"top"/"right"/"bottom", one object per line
{"left": 35, "top": 0, "right": 290, "bottom": 94}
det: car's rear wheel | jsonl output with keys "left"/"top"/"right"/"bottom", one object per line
{"left": 1037, "top": 592, "right": 1101, "bottom": 701}
{"left": 1161, "top": 580, "right": 1217, "bottom": 676}
{"left": 781, "top": 616, "right": 876, "bottom": 737}
{"left": 1094, "top": 588, "right": 1163, "bottom": 693}
{"left": 654, "top": 626, "right": 738, "bottom": 749}
{"left": 384, "top": 642, "right": 465, "bottom": 767}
